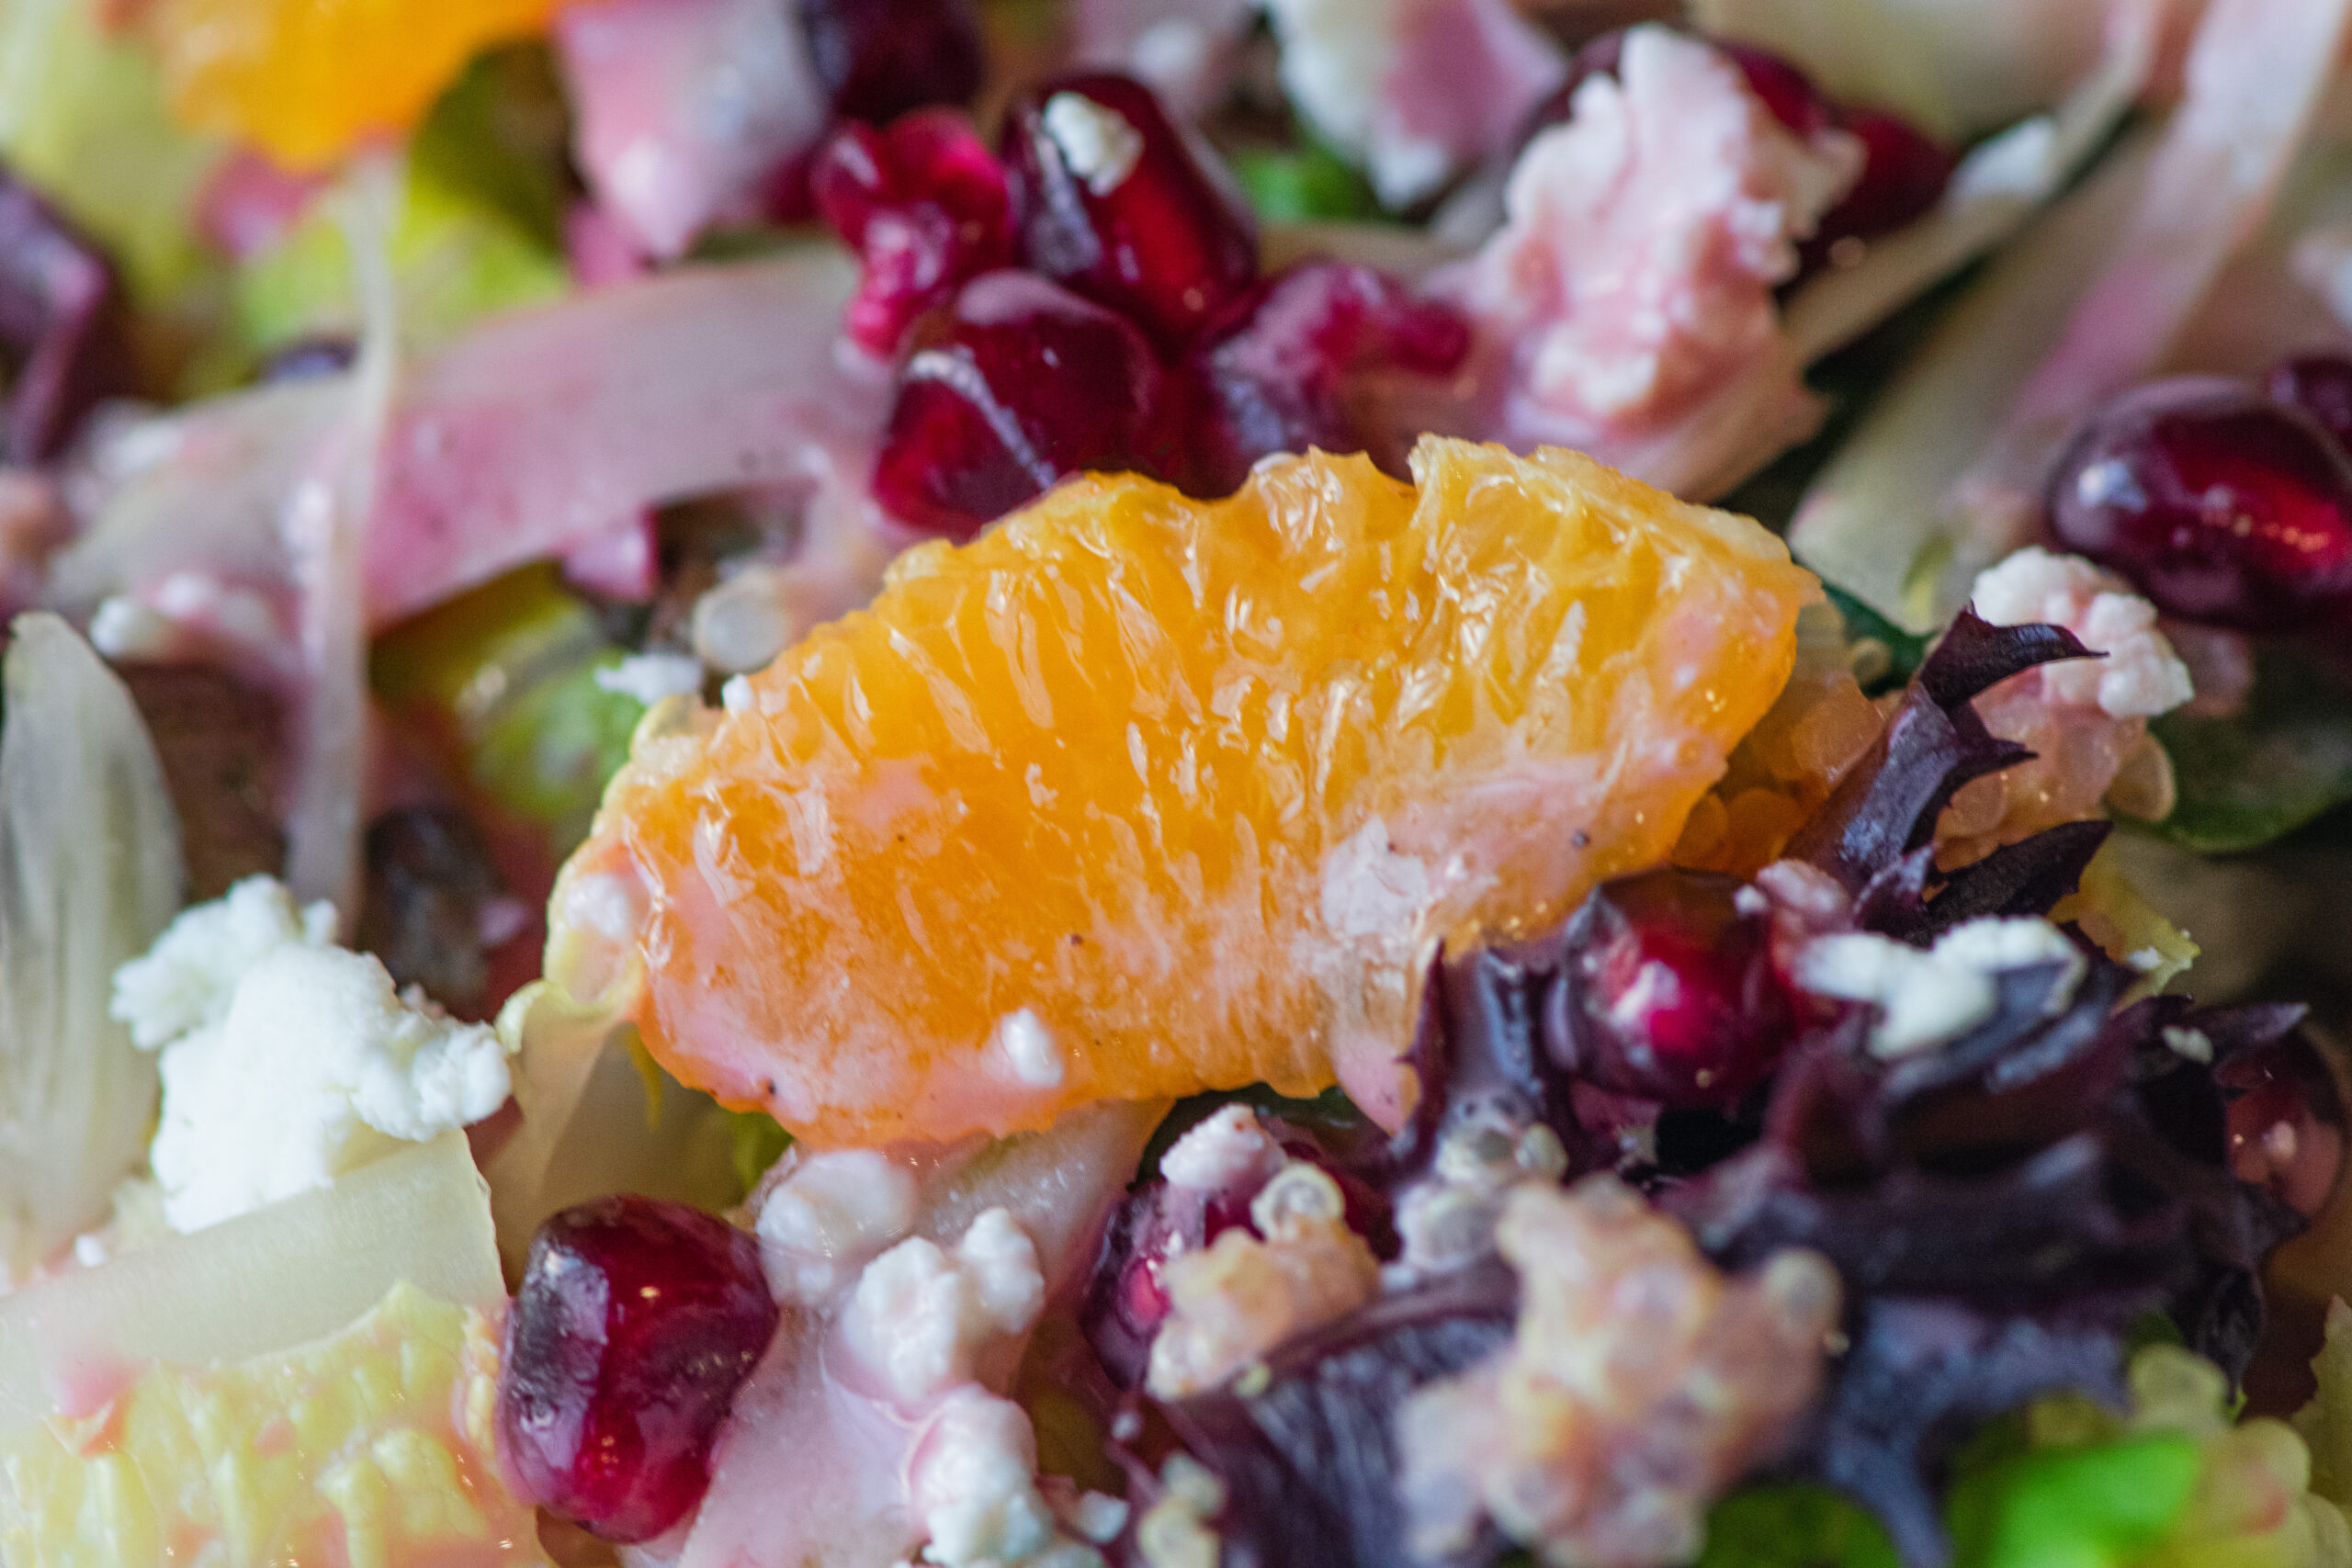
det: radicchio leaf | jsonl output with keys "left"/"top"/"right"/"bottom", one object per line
{"left": 1785, "top": 612, "right": 2090, "bottom": 892}
{"left": 1151, "top": 1263, "right": 1520, "bottom": 1568}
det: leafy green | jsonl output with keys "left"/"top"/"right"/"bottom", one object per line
{"left": 723, "top": 1109, "right": 793, "bottom": 1196}
{"left": 1233, "top": 140, "right": 1381, "bottom": 224}
{"left": 1825, "top": 582, "right": 1931, "bottom": 696}
{"left": 0, "top": 0, "right": 226, "bottom": 307}
{"left": 233, "top": 45, "right": 569, "bottom": 357}
{"left": 372, "top": 565, "right": 643, "bottom": 854}
{"left": 1697, "top": 1486, "right": 1900, "bottom": 1568}
{"left": 2136, "top": 646, "right": 2352, "bottom": 854}
{"left": 1945, "top": 1434, "right": 2201, "bottom": 1568}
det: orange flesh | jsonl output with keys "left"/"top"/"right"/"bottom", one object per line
{"left": 151, "top": 0, "right": 571, "bottom": 168}
{"left": 554, "top": 441, "right": 1815, "bottom": 1147}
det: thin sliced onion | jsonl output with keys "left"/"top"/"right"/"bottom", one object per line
{"left": 1953, "top": 0, "right": 2352, "bottom": 556}
{"left": 1787, "top": 130, "right": 2160, "bottom": 629}
{"left": 51, "top": 246, "right": 872, "bottom": 637}
{"left": 0, "top": 613, "right": 183, "bottom": 1286}
{"left": 1780, "top": 0, "right": 2158, "bottom": 364}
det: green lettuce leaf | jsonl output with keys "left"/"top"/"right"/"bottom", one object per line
{"left": 2137, "top": 646, "right": 2352, "bottom": 855}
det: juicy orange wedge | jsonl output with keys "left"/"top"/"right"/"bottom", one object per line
{"left": 151, "top": 0, "right": 569, "bottom": 168}
{"left": 552, "top": 440, "right": 1815, "bottom": 1147}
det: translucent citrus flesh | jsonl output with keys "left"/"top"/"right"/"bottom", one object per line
{"left": 556, "top": 440, "right": 1815, "bottom": 1147}
{"left": 0, "top": 1283, "right": 540, "bottom": 1567}
{"left": 151, "top": 0, "right": 566, "bottom": 168}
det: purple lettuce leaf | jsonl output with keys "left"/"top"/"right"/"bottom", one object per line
{"left": 0, "top": 165, "right": 131, "bottom": 465}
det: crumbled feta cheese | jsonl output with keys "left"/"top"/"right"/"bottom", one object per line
{"left": 1792, "top": 917, "right": 2086, "bottom": 1058}
{"left": 994, "top": 1010, "right": 1066, "bottom": 1089}
{"left": 756, "top": 1148, "right": 922, "bottom": 1303}
{"left": 844, "top": 1207, "right": 1046, "bottom": 1405}
{"left": 1159, "top": 1103, "right": 1284, "bottom": 1193}
{"left": 111, "top": 875, "right": 337, "bottom": 1051}
{"left": 1969, "top": 547, "right": 2193, "bottom": 719}
{"left": 910, "top": 1389, "right": 1071, "bottom": 1568}
{"left": 1043, "top": 92, "right": 1145, "bottom": 196}
{"left": 593, "top": 650, "right": 706, "bottom": 706}
{"left": 142, "top": 944, "right": 511, "bottom": 1232}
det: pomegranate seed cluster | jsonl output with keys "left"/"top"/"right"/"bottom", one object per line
{"left": 813, "top": 72, "right": 1470, "bottom": 539}
{"left": 1395, "top": 1177, "right": 1839, "bottom": 1568}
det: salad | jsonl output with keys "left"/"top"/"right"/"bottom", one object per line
{"left": 4, "top": 0, "right": 2352, "bottom": 1565}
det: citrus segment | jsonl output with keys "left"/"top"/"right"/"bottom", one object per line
{"left": 150, "top": 0, "right": 568, "bottom": 168}
{"left": 553, "top": 439, "right": 1815, "bottom": 1147}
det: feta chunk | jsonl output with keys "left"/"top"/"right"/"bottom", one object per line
{"left": 843, "top": 1207, "right": 1046, "bottom": 1405}
{"left": 112, "top": 877, "right": 512, "bottom": 1234}
{"left": 111, "top": 875, "right": 336, "bottom": 1051}
{"left": 1968, "top": 547, "right": 2192, "bottom": 719}
{"left": 1159, "top": 1103, "right": 1284, "bottom": 1193}
{"left": 592, "top": 649, "right": 705, "bottom": 706}
{"left": 911, "top": 1389, "right": 1068, "bottom": 1568}
{"left": 1792, "top": 917, "right": 2086, "bottom": 1058}
{"left": 757, "top": 1148, "right": 922, "bottom": 1303}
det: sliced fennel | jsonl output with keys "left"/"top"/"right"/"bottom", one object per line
{"left": 0, "top": 614, "right": 185, "bottom": 1281}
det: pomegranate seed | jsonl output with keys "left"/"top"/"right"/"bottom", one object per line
{"left": 2046, "top": 377, "right": 2352, "bottom": 631}
{"left": 1551, "top": 868, "right": 1795, "bottom": 1108}
{"left": 797, "top": 0, "right": 983, "bottom": 125}
{"left": 1001, "top": 72, "right": 1259, "bottom": 348}
{"left": 1182, "top": 261, "right": 1469, "bottom": 496}
{"left": 2265, "top": 354, "right": 2352, "bottom": 452}
{"left": 1809, "top": 107, "right": 1954, "bottom": 256}
{"left": 812, "top": 112, "right": 1013, "bottom": 360}
{"left": 1717, "top": 40, "right": 1839, "bottom": 137}
{"left": 872, "top": 270, "right": 1170, "bottom": 538}
{"left": 499, "top": 1197, "right": 779, "bottom": 1543}
{"left": 2221, "top": 1032, "right": 2346, "bottom": 1218}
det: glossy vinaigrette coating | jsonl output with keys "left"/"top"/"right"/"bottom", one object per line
{"left": 554, "top": 440, "right": 1814, "bottom": 1146}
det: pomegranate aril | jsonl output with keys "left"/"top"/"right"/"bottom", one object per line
{"left": 2265, "top": 354, "right": 2352, "bottom": 452}
{"left": 1547, "top": 867, "right": 1795, "bottom": 1109}
{"left": 2046, "top": 377, "right": 2352, "bottom": 631}
{"left": 499, "top": 1196, "right": 779, "bottom": 1543}
{"left": 1001, "top": 72, "right": 1258, "bottom": 348}
{"left": 1182, "top": 261, "right": 1469, "bottom": 497}
{"left": 1717, "top": 39, "right": 1839, "bottom": 137}
{"left": 812, "top": 112, "right": 1013, "bottom": 360}
{"left": 797, "top": 0, "right": 983, "bottom": 125}
{"left": 1809, "top": 107, "right": 1954, "bottom": 255}
{"left": 0, "top": 164, "right": 132, "bottom": 464}
{"left": 2220, "top": 1030, "right": 2346, "bottom": 1218}
{"left": 872, "top": 270, "right": 1170, "bottom": 538}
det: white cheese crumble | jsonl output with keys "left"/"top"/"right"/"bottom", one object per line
{"left": 1043, "top": 92, "right": 1146, "bottom": 196}
{"left": 112, "top": 880, "right": 513, "bottom": 1234}
{"left": 1968, "top": 547, "right": 2193, "bottom": 719}
{"left": 843, "top": 1207, "right": 1046, "bottom": 1405}
{"left": 593, "top": 650, "right": 706, "bottom": 706}
{"left": 112, "top": 874, "right": 338, "bottom": 1050}
{"left": 1792, "top": 917, "right": 2086, "bottom": 1059}
{"left": 1159, "top": 1103, "right": 1285, "bottom": 1193}
{"left": 994, "top": 1009, "right": 1066, "bottom": 1089}
{"left": 910, "top": 1389, "right": 1082, "bottom": 1568}
{"left": 756, "top": 1148, "right": 922, "bottom": 1303}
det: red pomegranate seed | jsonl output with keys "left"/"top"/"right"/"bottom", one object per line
{"left": 499, "top": 1197, "right": 779, "bottom": 1543}
{"left": 813, "top": 112, "right": 1013, "bottom": 360}
{"left": 2047, "top": 377, "right": 2352, "bottom": 631}
{"left": 797, "top": 0, "right": 983, "bottom": 125}
{"left": 1716, "top": 40, "right": 1839, "bottom": 137}
{"left": 2265, "top": 354, "right": 2352, "bottom": 453}
{"left": 1182, "top": 261, "right": 1469, "bottom": 497}
{"left": 1001, "top": 72, "right": 1258, "bottom": 348}
{"left": 1809, "top": 107, "right": 1954, "bottom": 254}
{"left": 2221, "top": 1033, "right": 2346, "bottom": 1218}
{"left": 1552, "top": 868, "right": 1795, "bottom": 1109}
{"left": 872, "top": 270, "right": 1171, "bottom": 538}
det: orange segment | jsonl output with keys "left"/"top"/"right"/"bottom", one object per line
{"left": 151, "top": 0, "right": 569, "bottom": 168}
{"left": 552, "top": 440, "right": 1815, "bottom": 1147}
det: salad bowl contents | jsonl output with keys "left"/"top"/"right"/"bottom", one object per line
{"left": 7, "top": 2, "right": 2352, "bottom": 1567}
